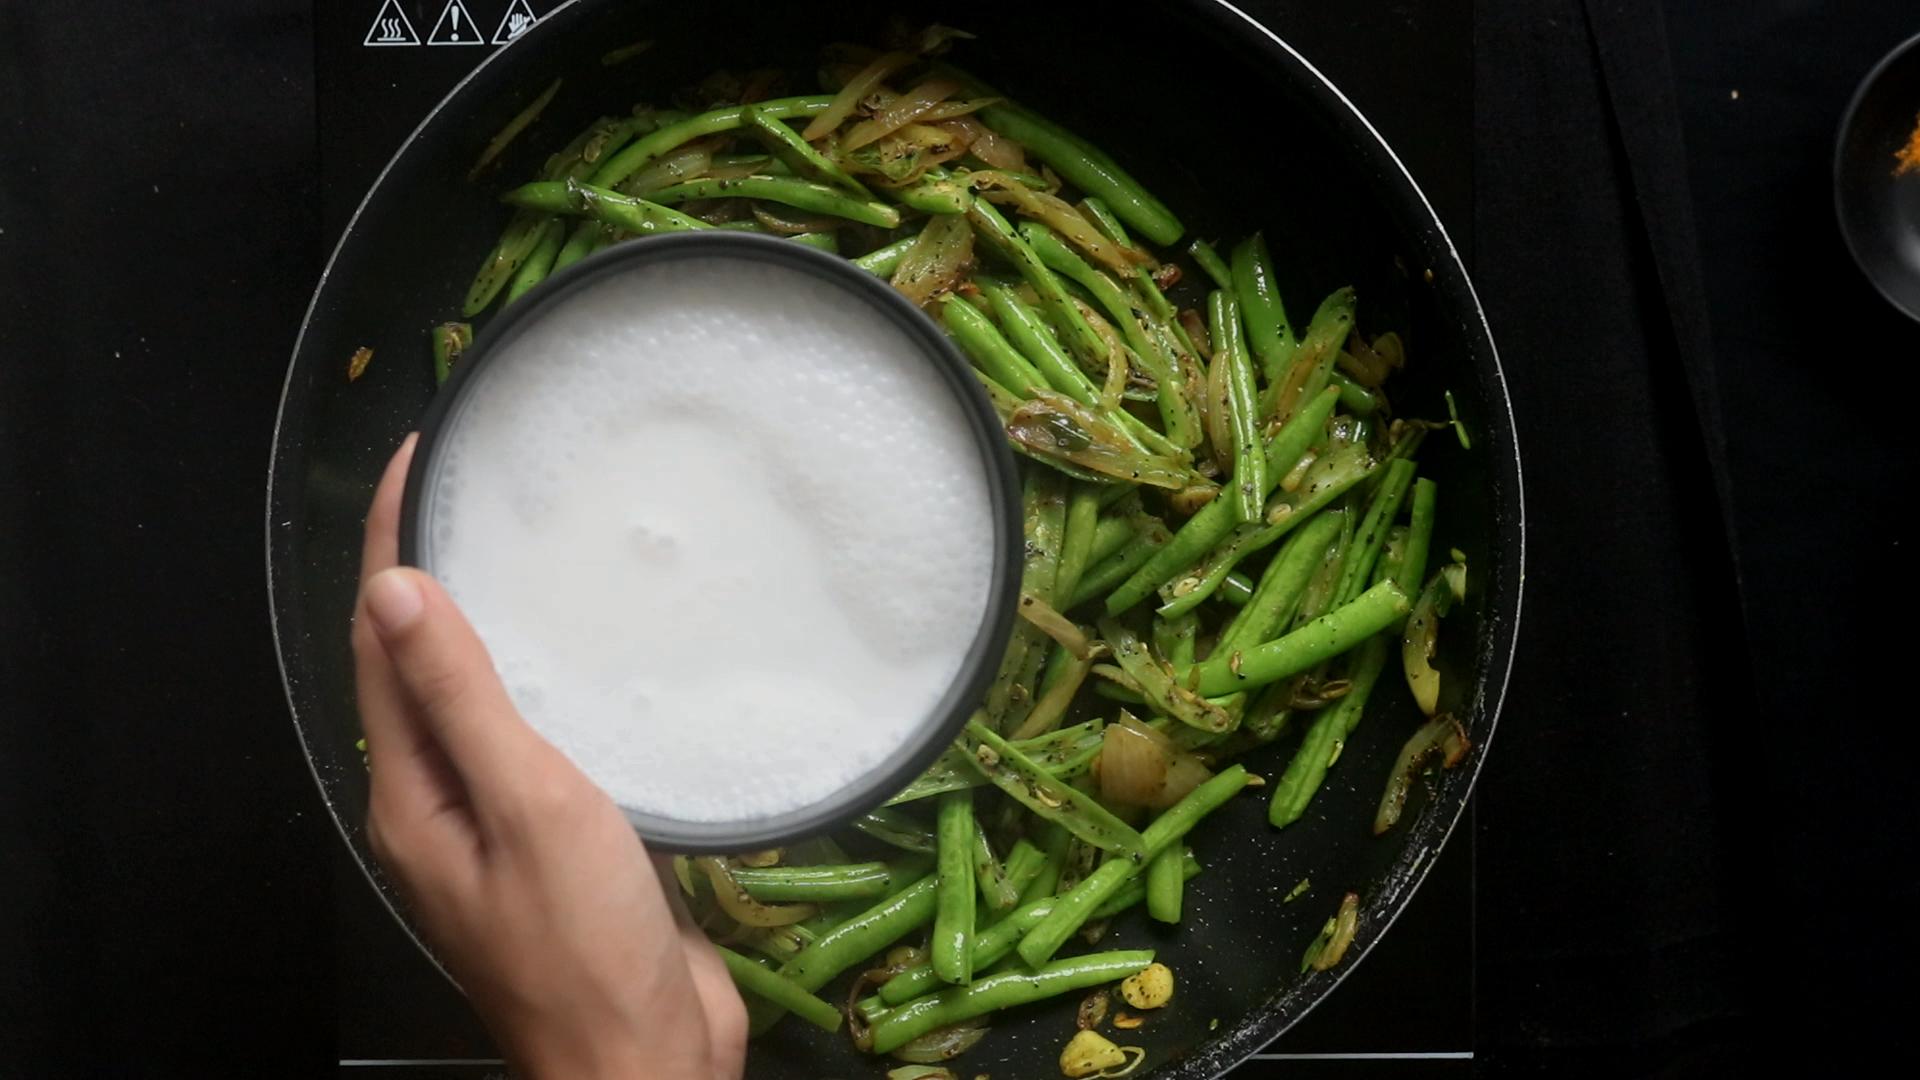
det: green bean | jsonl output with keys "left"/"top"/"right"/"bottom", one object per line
{"left": 933, "top": 791, "right": 976, "bottom": 984}
{"left": 788, "top": 231, "right": 840, "bottom": 253}
{"left": 892, "top": 722, "right": 1104, "bottom": 803}
{"left": 963, "top": 717, "right": 1147, "bottom": 857}
{"left": 1153, "top": 438, "right": 1374, "bottom": 619}
{"left": 742, "top": 103, "right": 874, "bottom": 198}
{"left": 1397, "top": 478, "right": 1438, "bottom": 597}
{"left": 1087, "top": 513, "right": 1138, "bottom": 567}
{"left": 935, "top": 67, "right": 1180, "bottom": 244}
{"left": 778, "top": 874, "right": 938, "bottom": 994}
{"left": 504, "top": 217, "right": 564, "bottom": 304}
{"left": 853, "top": 235, "right": 916, "bottom": 277}
{"left": 1267, "top": 288, "right": 1356, "bottom": 424}
{"left": 1231, "top": 232, "right": 1296, "bottom": 385}
{"left": 1053, "top": 484, "right": 1104, "bottom": 607}
{"left": 1331, "top": 368, "right": 1384, "bottom": 415}
{"left": 972, "top": 817, "right": 1019, "bottom": 914}
{"left": 1189, "top": 238, "right": 1234, "bottom": 290}
{"left": 1331, "top": 458, "right": 1416, "bottom": 607}
{"left": 731, "top": 862, "right": 895, "bottom": 903}
{"left": 871, "top": 950, "right": 1157, "bottom": 1054}
{"left": 1192, "top": 580, "right": 1409, "bottom": 696}
{"left": 734, "top": 922, "right": 815, "bottom": 965}
{"left": 1145, "top": 845, "right": 1186, "bottom": 923}
{"left": 1218, "top": 570, "right": 1257, "bottom": 607}
{"left": 855, "top": 807, "right": 935, "bottom": 853}
{"left": 1269, "top": 635, "right": 1392, "bottom": 827}
{"left": 1021, "top": 222, "right": 1202, "bottom": 450}
{"left": 1105, "top": 386, "right": 1341, "bottom": 613}
{"left": 589, "top": 95, "right": 834, "bottom": 189}
{"left": 1069, "top": 512, "right": 1174, "bottom": 610}
{"left": 1093, "top": 848, "right": 1202, "bottom": 919}
{"left": 1219, "top": 510, "right": 1345, "bottom": 652}
{"left": 1210, "top": 290, "right": 1267, "bottom": 523}
{"left": 943, "top": 295, "right": 1047, "bottom": 396}
{"left": 1156, "top": 610, "right": 1200, "bottom": 669}
{"left": 977, "top": 277, "right": 1096, "bottom": 403}
{"left": 550, "top": 219, "right": 609, "bottom": 274}
{"left": 967, "top": 199, "right": 1109, "bottom": 367}
{"left": 880, "top": 896, "right": 1057, "bottom": 1006}
{"left": 645, "top": 175, "right": 901, "bottom": 229}
{"left": 1097, "top": 617, "right": 1231, "bottom": 734}
{"left": 996, "top": 839, "right": 1048, "bottom": 911}
{"left": 887, "top": 172, "right": 973, "bottom": 215}
{"left": 717, "top": 946, "right": 843, "bottom": 1032}
{"left": 986, "top": 472, "right": 1066, "bottom": 730}
{"left": 505, "top": 179, "right": 714, "bottom": 235}
{"left": 1017, "top": 766, "right": 1249, "bottom": 966}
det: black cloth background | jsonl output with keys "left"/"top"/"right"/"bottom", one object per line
{"left": 3, "top": 0, "right": 1912, "bottom": 1074}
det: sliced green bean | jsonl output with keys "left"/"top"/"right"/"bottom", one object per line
{"left": 504, "top": 217, "right": 564, "bottom": 304}
{"left": 505, "top": 179, "right": 714, "bottom": 234}
{"left": 1218, "top": 570, "right": 1257, "bottom": 607}
{"left": 1070, "top": 512, "right": 1174, "bottom": 610}
{"left": 972, "top": 817, "right": 1018, "bottom": 914}
{"left": 887, "top": 172, "right": 973, "bottom": 215}
{"left": 855, "top": 806, "right": 935, "bottom": 853}
{"left": 1192, "top": 580, "right": 1409, "bottom": 696}
{"left": 1017, "top": 766, "right": 1249, "bottom": 966}
{"left": 1331, "top": 458, "right": 1416, "bottom": 607}
{"left": 731, "top": 862, "right": 894, "bottom": 903}
{"left": 1219, "top": 510, "right": 1345, "bottom": 652}
{"left": 996, "top": 839, "right": 1047, "bottom": 912}
{"left": 589, "top": 95, "right": 834, "bottom": 189}
{"left": 1331, "top": 368, "right": 1384, "bottom": 415}
{"left": 1093, "top": 848, "right": 1202, "bottom": 919}
{"left": 1267, "top": 288, "right": 1356, "bottom": 423}
{"left": 646, "top": 175, "right": 900, "bottom": 228}
{"left": 987, "top": 471, "right": 1066, "bottom": 731}
{"left": 871, "top": 950, "right": 1157, "bottom": 1054}
{"left": 742, "top": 103, "right": 874, "bottom": 198}
{"left": 932, "top": 791, "right": 976, "bottom": 984}
{"left": 967, "top": 199, "right": 1108, "bottom": 367}
{"left": 1232, "top": 232, "right": 1296, "bottom": 384}
{"left": 716, "top": 946, "right": 842, "bottom": 1032}
{"left": 1145, "top": 845, "right": 1185, "bottom": 923}
{"left": 430, "top": 321, "right": 472, "bottom": 386}
{"left": 1397, "top": 478, "right": 1438, "bottom": 597}
{"left": 1210, "top": 289, "right": 1267, "bottom": 523}
{"left": 1270, "top": 635, "right": 1392, "bottom": 827}
{"left": 854, "top": 235, "right": 916, "bottom": 277}
{"left": 1053, "top": 484, "right": 1104, "bottom": 610}
{"left": 1189, "top": 238, "right": 1233, "bottom": 290}
{"left": 944, "top": 295, "right": 1047, "bottom": 396}
{"left": 777, "top": 874, "right": 938, "bottom": 993}
{"left": 963, "top": 717, "right": 1147, "bottom": 858}
{"left": 880, "top": 896, "right": 1057, "bottom": 1007}
{"left": 1105, "top": 386, "right": 1341, "bottom": 613}
{"left": 1097, "top": 617, "right": 1231, "bottom": 734}
{"left": 550, "top": 218, "right": 609, "bottom": 274}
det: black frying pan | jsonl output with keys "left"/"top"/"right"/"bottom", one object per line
{"left": 267, "top": 2, "right": 1524, "bottom": 1074}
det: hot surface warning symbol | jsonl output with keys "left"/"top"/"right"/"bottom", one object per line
{"left": 363, "top": 0, "right": 420, "bottom": 46}
{"left": 492, "top": 0, "right": 539, "bottom": 45}
{"left": 426, "top": 0, "right": 484, "bottom": 46}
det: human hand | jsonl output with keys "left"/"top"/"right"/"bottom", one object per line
{"left": 351, "top": 435, "right": 747, "bottom": 1079}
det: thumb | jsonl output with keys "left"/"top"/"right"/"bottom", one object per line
{"left": 362, "top": 566, "right": 544, "bottom": 801}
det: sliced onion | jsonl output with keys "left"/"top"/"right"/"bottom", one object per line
{"left": 945, "top": 115, "right": 1028, "bottom": 172}
{"left": 885, "top": 1067, "right": 959, "bottom": 1080}
{"left": 752, "top": 202, "right": 844, "bottom": 236}
{"left": 1205, "top": 345, "right": 1235, "bottom": 473}
{"left": 976, "top": 173, "right": 1155, "bottom": 274}
{"left": 696, "top": 856, "right": 815, "bottom": 927}
{"left": 1401, "top": 573, "right": 1455, "bottom": 716}
{"left": 1019, "top": 592, "right": 1094, "bottom": 658}
{"left": 1098, "top": 713, "right": 1169, "bottom": 808}
{"left": 844, "top": 76, "right": 965, "bottom": 150}
{"left": 889, "top": 1019, "right": 989, "bottom": 1064}
{"left": 1373, "top": 714, "right": 1471, "bottom": 834}
{"left": 890, "top": 213, "right": 973, "bottom": 307}
{"left": 803, "top": 51, "right": 913, "bottom": 140}
{"left": 1304, "top": 892, "right": 1361, "bottom": 972}
{"left": 618, "top": 141, "right": 714, "bottom": 196}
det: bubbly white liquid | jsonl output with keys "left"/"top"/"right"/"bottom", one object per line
{"left": 422, "top": 254, "right": 997, "bottom": 823}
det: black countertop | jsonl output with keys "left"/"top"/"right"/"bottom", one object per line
{"left": 3, "top": 0, "right": 1914, "bottom": 1075}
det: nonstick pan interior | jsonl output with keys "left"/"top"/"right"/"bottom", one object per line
{"left": 267, "top": 2, "right": 1523, "bottom": 1075}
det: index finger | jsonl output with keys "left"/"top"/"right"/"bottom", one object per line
{"left": 360, "top": 433, "right": 419, "bottom": 589}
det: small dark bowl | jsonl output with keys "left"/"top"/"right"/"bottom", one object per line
{"left": 394, "top": 232, "right": 1023, "bottom": 853}
{"left": 1837, "top": 29, "right": 1920, "bottom": 322}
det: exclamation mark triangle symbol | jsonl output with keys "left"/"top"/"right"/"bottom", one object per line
{"left": 427, "top": 0, "right": 483, "bottom": 46}
{"left": 363, "top": 0, "right": 420, "bottom": 46}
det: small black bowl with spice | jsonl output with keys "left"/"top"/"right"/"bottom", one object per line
{"left": 1837, "top": 29, "right": 1920, "bottom": 322}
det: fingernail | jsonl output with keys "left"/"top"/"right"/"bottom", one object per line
{"left": 364, "top": 568, "right": 424, "bottom": 636}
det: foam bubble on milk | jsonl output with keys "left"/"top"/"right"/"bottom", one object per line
{"left": 422, "top": 255, "right": 996, "bottom": 823}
